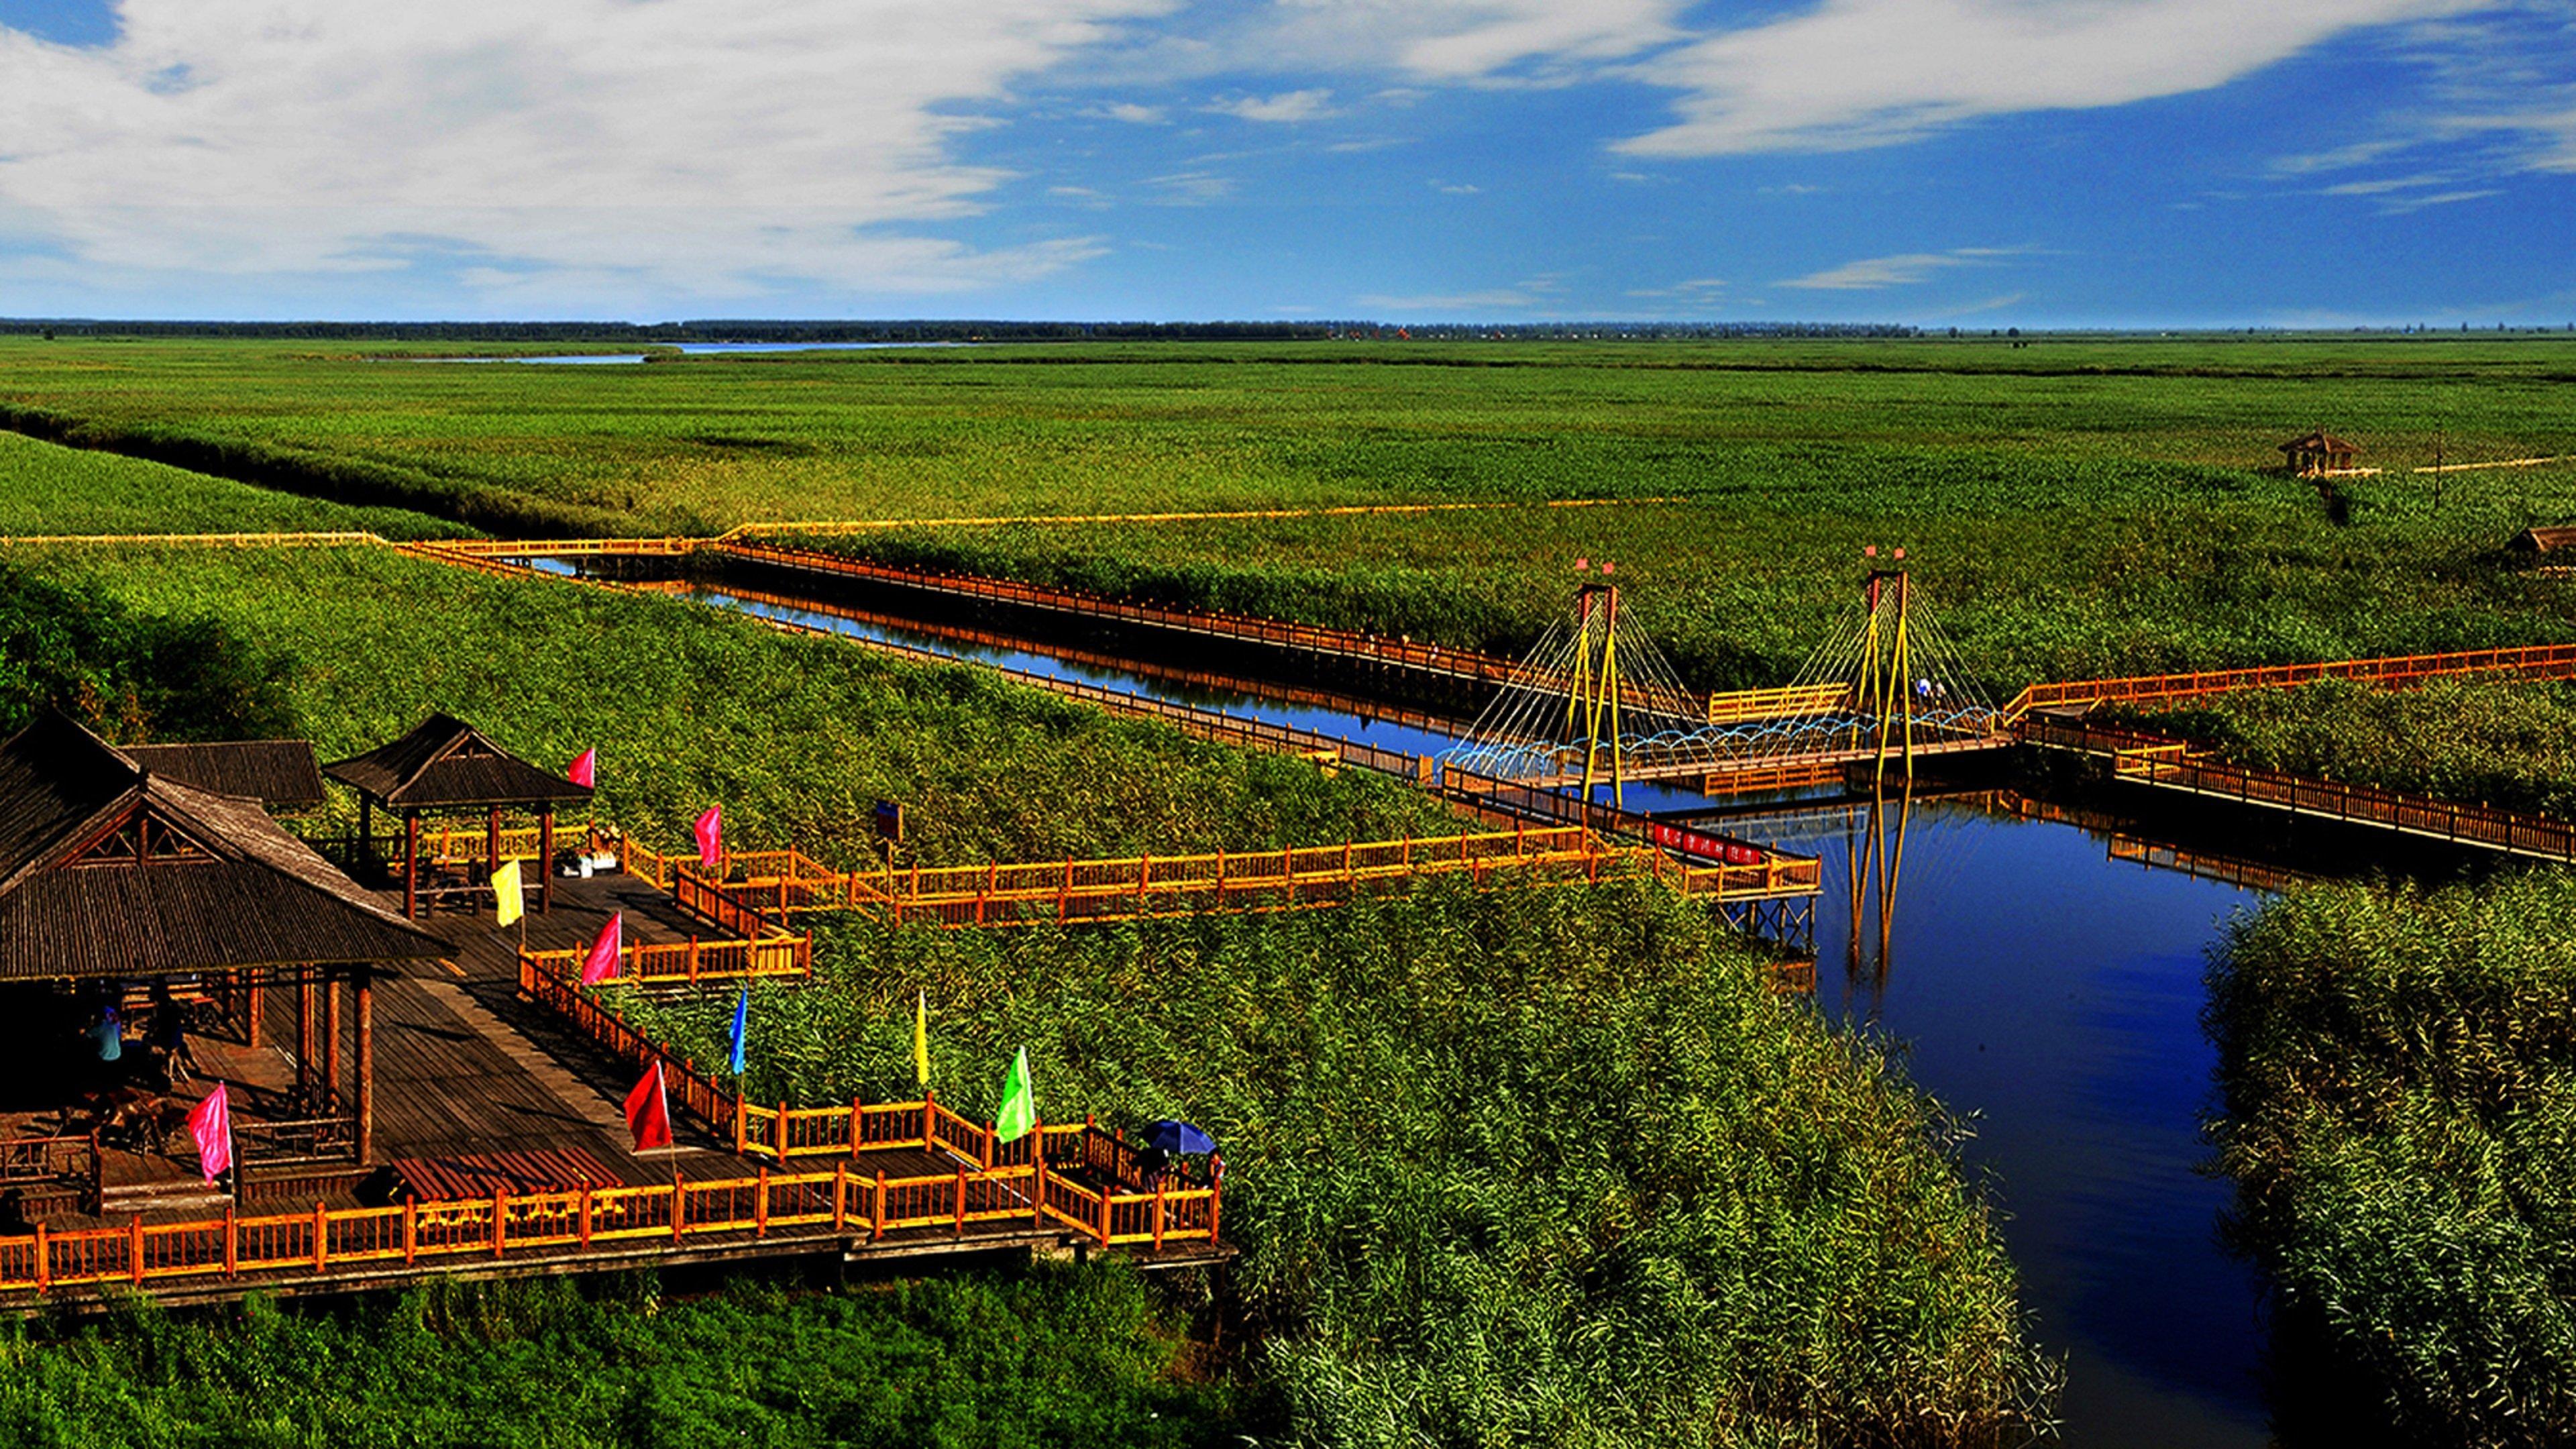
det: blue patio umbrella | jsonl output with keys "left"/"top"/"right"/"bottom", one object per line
{"left": 1144, "top": 1120, "right": 1214, "bottom": 1156}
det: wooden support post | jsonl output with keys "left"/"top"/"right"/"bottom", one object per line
{"left": 404, "top": 811, "right": 420, "bottom": 920}
{"left": 244, "top": 971, "right": 264, "bottom": 1051}
{"left": 671, "top": 1171, "right": 686, "bottom": 1241}
{"left": 873, "top": 1169, "right": 887, "bottom": 1241}
{"left": 578, "top": 1191, "right": 594, "bottom": 1250}
{"left": 492, "top": 1189, "right": 507, "bottom": 1258}
{"left": 755, "top": 1167, "right": 770, "bottom": 1238}
{"left": 486, "top": 805, "right": 501, "bottom": 884}
{"left": 1153, "top": 1181, "right": 1167, "bottom": 1251}
{"left": 354, "top": 969, "right": 375, "bottom": 1165}
{"left": 953, "top": 1168, "right": 967, "bottom": 1237}
{"left": 314, "top": 1203, "right": 329, "bottom": 1273}
{"left": 849, "top": 1097, "right": 863, "bottom": 1159}
{"left": 224, "top": 1206, "right": 238, "bottom": 1277}
{"left": 129, "top": 1216, "right": 144, "bottom": 1286}
{"left": 295, "top": 973, "right": 314, "bottom": 1104}
{"left": 1032, "top": 1120, "right": 1047, "bottom": 1227}
{"left": 31, "top": 1224, "right": 46, "bottom": 1293}
{"left": 833, "top": 1163, "right": 849, "bottom": 1234}
{"left": 402, "top": 1199, "right": 417, "bottom": 1265}
{"left": 323, "top": 967, "right": 342, "bottom": 1114}
{"left": 540, "top": 807, "right": 556, "bottom": 914}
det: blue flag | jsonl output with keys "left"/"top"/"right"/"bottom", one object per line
{"left": 728, "top": 987, "right": 749, "bottom": 1077}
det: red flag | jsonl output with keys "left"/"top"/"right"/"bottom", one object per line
{"left": 568, "top": 748, "right": 596, "bottom": 789}
{"left": 189, "top": 1082, "right": 232, "bottom": 1182}
{"left": 625, "top": 1061, "right": 673, "bottom": 1151}
{"left": 581, "top": 912, "right": 623, "bottom": 985}
{"left": 694, "top": 806, "right": 722, "bottom": 868}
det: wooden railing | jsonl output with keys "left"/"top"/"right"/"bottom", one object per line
{"left": 2021, "top": 714, "right": 2576, "bottom": 861}
{"left": 517, "top": 931, "right": 810, "bottom": 991}
{"left": 713, "top": 826, "right": 1629, "bottom": 926}
{"left": 234, "top": 1118, "right": 358, "bottom": 1167}
{"left": 0, "top": 1148, "right": 1217, "bottom": 1297}
{"left": 1440, "top": 767, "right": 1824, "bottom": 902}
{"left": 715, "top": 538, "right": 1524, "bottom": 687}
{"left": 503, "top": 957, "right": 1221, "bottom": 1256}
{"left": 1706, "top": 682, "right": 1850, "bottom": 724}
{"left": 2003, "top": 642, "right": 2576, "bottom": 721}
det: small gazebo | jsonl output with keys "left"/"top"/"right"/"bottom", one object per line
{"left": 0, "top": 712, "right": 447, "bottom": 1172}
{"left": 325, "top": 714, "right": 593, "bottom": 920}
{"left": 2279, "top": 430, "right": 2359, "bottom": 478}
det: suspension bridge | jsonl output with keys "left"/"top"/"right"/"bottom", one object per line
{"left": 1444, "top": 560, "right": 2010, "bottom": 804}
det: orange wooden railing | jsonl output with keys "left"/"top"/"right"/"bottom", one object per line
{"left": 710, "top": 825, "right": 1635, "bottom": 926}
{"left": 2021, "top": 714, "right": 2576, "bottom": 861}
{"left": 2003, "top": 642, "right": 2576, "bottom": 721}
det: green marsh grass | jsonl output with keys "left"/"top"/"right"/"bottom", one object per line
{"left": 616, "top": 881, "right": 2061, "bottom": 1447}
{"left": 2210, "top": 873, "right": 2576, "bottom": 1444}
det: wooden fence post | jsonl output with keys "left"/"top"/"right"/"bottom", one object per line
{"left": 130, "top": 1216, "right": 144, "bottom": 1286}
{"left": 954, "top": 1168, "right": 967, "bottom": 1237}
{"left": 755, "top": 1168, "right": 770, "bottom": 1238}
{"left": 314, "top": 1203, "right": 329, "bottom": 1274}
{"left": 491, "top": 1190, "right": 506, "bottom": 1259}
{"left": 34, "top": 1223, "right": 48, "bottom": 1293}
{"left": 873, "top": 1169, "right": 888, "bottom": 1242}
{"left": 225, "top": 1205, "right": 239, "bottom": 1277}
{"left": 671, "top": 1172, "right": 686, "bottom": 1242}
{"left": 833, "top": 1164, "right": 849, "bottom": 1233}
{"left": 1153, "top": 1181, "right": 1167, "bottom": 1251}
{"left": 579, "top": 1191, "right": 594, "bottom": 1250}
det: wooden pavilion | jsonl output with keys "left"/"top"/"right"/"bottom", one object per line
{"left": 0, "top": 712, "right": 447, "bottom": 1184}
{"left": 324, "top": 714, "right": 592, "bottom": 920}
{"left": 2279, "top": 430, "right": 2360, "bottom": 478}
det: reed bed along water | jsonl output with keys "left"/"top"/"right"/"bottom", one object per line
{"left": 614, "top": 885, "right": 2060, "bottom": 1447}
{"left": 2210, "top": 872, "right": 2576, "bottom": 1446}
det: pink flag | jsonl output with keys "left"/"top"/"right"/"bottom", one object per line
{"left": 568, "top": 748, "right": 596, "bottom": 789}
{"left": 581, "top": 912, "right": 623, "bottom": 985}
{"left": 189, "top": 1082, "right": 232, "bottom": 1182}
{"left": 694, "top": 806, "right": 722, "bottom": 868}
{"left": 625, "top": 1061, "right": 673, "bottom": 1151}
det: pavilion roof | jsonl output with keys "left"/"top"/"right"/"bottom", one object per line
{"left": 0, "top": 712, "right": 445, "bottom": 980}
{"left": 2279, "top": 430, "right": 2358, "bottom": 453}
{"left": 123, "top": 739, "right": 326, "bottom": 811}
{"left": 324, "top": 713, "right": 592, "bottom": 810}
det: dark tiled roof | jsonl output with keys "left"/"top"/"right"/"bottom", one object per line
{"left": 324, "top": 713, "right": 592, "bottom": 810}
{"left": 0, "top": 713, "right": 447, "bottom": 980}
{"left": 123, "top": 741, "right": 327, "bottom": 811}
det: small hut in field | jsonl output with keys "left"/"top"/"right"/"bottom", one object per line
{"left": 2279, "top": 431, "right": 2360, "bottom": 478}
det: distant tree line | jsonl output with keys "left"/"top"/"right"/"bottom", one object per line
{"left": 0, "top": 317, "right": 1918, "bottom": 342}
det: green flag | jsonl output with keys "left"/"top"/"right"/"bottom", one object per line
{"left": 994, "top": 1046, "right": 1037, "bottom": 1143}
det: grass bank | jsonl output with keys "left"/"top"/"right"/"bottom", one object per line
{"left": 2209, "top": 872, "right": 2576, "bottom": 1445}
{"left": 1, "top": 545, "right": 1456, "bottom": 864}
{"left": 0, "top": 429, "right": 468, "bottom": 540}
{"left": 615, "top": 883, "right": 2060, "bottom": 1447}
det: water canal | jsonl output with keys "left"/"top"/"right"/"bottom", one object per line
{"left": 525, "top": 551, "right": 2503, "bottom": 1446}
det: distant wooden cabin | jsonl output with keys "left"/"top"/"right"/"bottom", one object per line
{"left": 2510, "top": 526, "right": 2576, "bottom": 554}
{"left": 2280, "top": 431, "right": 2360, "bottom": 478}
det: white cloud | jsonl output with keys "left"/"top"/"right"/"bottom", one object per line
{"left": 1207, "top": 87, "right": 1337, "bottom": 121}
{"left": 1780, "top": 247, "right": 2026, "bottom": 290}
{"left": 1430, "top": 180, "right": 1481, "bottom": 193}
{"left": 0, "top": 0, "right": 1169, "bottom": 306}
{"left": 1098, "top": 101, "right": 1169, "bottom": 123}
{"left": 2376, "top": 186, "right": 2502, "bottom": 210}
{"left": 1145, "top": 170, "right": 1236, "bottom": 202}
{"left": 1615, "top": 0, "right": 2485, "bottom": 155}
{"left": 2320, "top": 172, "right": 2455, "bottom": 194}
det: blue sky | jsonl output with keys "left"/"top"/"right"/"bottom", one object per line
{"left": 0, "top": 0, "right": 2570, "bottom": 325}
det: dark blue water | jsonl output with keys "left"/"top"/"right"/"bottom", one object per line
{"left": 532, "top": 556, "right": 2278, "bottom": 1444}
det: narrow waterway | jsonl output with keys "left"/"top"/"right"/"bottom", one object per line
{"left": 537, "top": 556, "right": 2288, "bottom": 1444}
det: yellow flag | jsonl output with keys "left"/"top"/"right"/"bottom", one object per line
{"left": 912, "top": 989, "right": 930, "bottom": 1087}
{"left": 493, "top": 858, "right": 524, "bottom": 928}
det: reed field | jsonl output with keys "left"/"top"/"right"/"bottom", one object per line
{"left": 6, "top": 335, "right": 2576, "bottom": 688}
{"left": 2124, "top": 677, "right": 2576, "bottom": 817}
{"left": 0, "top": 1265, "right": 1236, "bottom": 1448}
{"left": 2209, "top": 873, "right": 2576, "bottom": 1446}
{"left": 611, "top": 882, "right": 2057, "bottom": 1447}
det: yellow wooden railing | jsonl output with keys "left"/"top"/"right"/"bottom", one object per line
{"left": 1705, "top": 682, "right": 1851, "bottom": 724}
